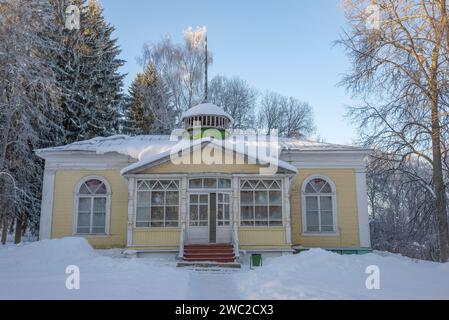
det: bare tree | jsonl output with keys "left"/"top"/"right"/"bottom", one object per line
{"left": 338, "top": 0, "right": 449, "bottom": 261}
{"left": 257, "top": 91, "right": 315, "bottom": 137}
{"left": 140, "top": 26, "right": 212, "bottom": 126}
{"left": 209, "top": 75, "right": 258, "bottom": 129}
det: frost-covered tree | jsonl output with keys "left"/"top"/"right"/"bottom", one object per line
{"left": 257, "top": 91, "right": 315, "bottom": 137}
{"left": 209, "top": 75, "right": 258, "bottom": 129}
{"left": 0, "top": 0, "right": 62, "bottom": 243}
{"left": 338, "top": 0, "right": 449, "bottom": 261}
{"left": 124, "top": 63, "right": 173, "bottom": 135}
{"left": 140, "top": 26, "right": 212, "bottom": 126}
{"left": 50, "top": 0, "right": 125, "bottom": 142}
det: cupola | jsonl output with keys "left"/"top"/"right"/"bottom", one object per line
{"left": 180, "top": 103, "right": 233, "bottom": 130}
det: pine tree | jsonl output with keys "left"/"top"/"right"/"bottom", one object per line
{"left": 50, "top": 0, "right": 125, "bottom": 143}
{"left": 124, "top": 63, "right": 173, "bottom": 135}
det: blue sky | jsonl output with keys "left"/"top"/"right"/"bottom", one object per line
{"left": 100, "top": 0, "right": 357, "bottom": 144}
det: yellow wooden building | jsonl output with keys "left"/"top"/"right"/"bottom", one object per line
{"left": 36, "top": 103, "right": 371, "bottom": 263}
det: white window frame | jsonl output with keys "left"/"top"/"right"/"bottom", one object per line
{"left": 73, "top": 176, "right": 112, "bottom": 236}
{"left": 135, "top": 179, "right": 180, "bottom": 228}
{"left": 239, "top": 178, "right": 284, "bottom": 228}
{"left": 301, "top": 174, "right": 338, "bottom": 236}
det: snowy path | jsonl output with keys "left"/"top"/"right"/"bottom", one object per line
{"left": 186, "top": 269, "right": 242, "bottom": 300}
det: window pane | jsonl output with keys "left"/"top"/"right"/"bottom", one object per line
{"left": 166, "top": 206, "right": 178, "bottom": 221}
{"left": 199, "top": 195, "right": 208, "bottom": 204}
{"left": 241, "top": 220, "right": 254, "bottom": 226}
{"left": 151, "top": 207, "right": 164, "bottom": 221}
{"left": 306, "top": 225, "right": 319, "bottom": 232}
{"left": 166, "top": 191, "right": 179, "bottom": 205}
{"left": 190, "top": 194, "right": 198, "bottom": 203}
{"left": 93, "top": 197, "right": 106, "bottom": 212}
{"left": 269, "top": 220, "right": 282, "bottom": 226}
{"left": 165, "top": 221, "right": 178, "bottom": 227}
{"left": 255, "top": 220, "right": 269, "bottom": 226}
{"left": 306, "top": 197, "right": 318, "bottom": 211}
{"left": 218, "top": 178, "right": 231, "bottom": 189}
{"left": 189, "top": 205, "right": 198, "bottom": 225}
{"left": 269, "top": 191, "right": 282, "bottom": 204}
{"left": 77, "top": 226, "right": 90, "bottom": 234}
{"left": 224, "top": 204, "right": 230, "bottom": 220}
{"left": 199, "top": 205, "right": 208, "bottom": 221}
{"left": 241, "top": 206, "right": 253, "bottom": 220}
{"left": 92, "top": 212, "right": 105, "bottom": 227}
{"left": 85, "top": 179, "right": 102, "bottom": 193}
{"left": 269, "top": 206, "right": 282, "bottom": 220}
{"left": 77, "top": 212, "right": 90, "bottom": 227}
{"left": 310, "top": 178, "right": 326, "bottom": 193}
{"left": 136, "top": 222, "right": 150, "bottom": 227}
{"left": 79, "top": 184, "right": 91, "bottom": 195}
{"left": 78, "top": 198, "right": 91, "bottom": 212}
{"left": 321, "top": 211, "right": 333, "bottom": 227}
{"left": 255, "top": 191, "right": 268, "bottom": 204}
{"left": 203, "top": 178, "right": 217, "bottom": 188}
{"left": 189, "top": 179, "right": 202, "bottom": 189}
{"left": 167, "top": 181, "right": 178, "bottom": 190}
{"left": 320, "top": 196, "right": 332, "bottom": 211}
{"left": 151, "top": 191, "right": 164, "bottom": 205}
{"left": 95, "top": 183, "right": 107, "bottom": 194}
{"left": 306, "top": 211, "right": 319, "bottom": 231}
{"left": 255, "top": 206, "right": 268, "bottom": 220}
{"left": 151, "top": 222, "right": 164, "bottom": 227}
{"left": 217, "top": 206, "right": 223, "bottom": 220}
{"left": 240, "top": 191, "right": 253, "bottom": 204}
{"left": 136, "top": 207, "right": 150, "bottom": 222}
{"left": 137, "top": 192, "right": 150, "bottom": 206}
{"left": 92, "top": 226, "right": 105, "bottom": 233}
{"left": 321, "top": 225, "right": 334, "bottom": 232}
{"left": 321, "top": 182, "right": 332, "bottom": 193}
{"left": 305, "top": 183, "right": 315, "bottom": 193}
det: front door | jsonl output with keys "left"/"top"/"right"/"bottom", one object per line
{"left": 187, "top": 192, "right": 231, "bottom": 244}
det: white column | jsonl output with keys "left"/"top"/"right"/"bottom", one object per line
{"left": 355, "top": 168, "right": 371, "bottom": 248}
{"left": 39, "top": 167, "right": 56, "bottom": 240}
{"left": 283, "top": 176, "right": 292, "bottom": 245}
{"left": 232, "top": 176, "right": 239, "bottom": 257}
{"left": 126, "top": 177, "right": 135, "bottom": 247}
{"left": 179, "top": 176, "right": 187, "bottom": 257}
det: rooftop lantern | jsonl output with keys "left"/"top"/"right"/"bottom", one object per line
{"left": 180, "top": 103, "right": 233, "bottom": 131}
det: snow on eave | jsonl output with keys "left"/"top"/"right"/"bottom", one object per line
{"left": 121, "top": 137, "right": 298, "bottom": 176}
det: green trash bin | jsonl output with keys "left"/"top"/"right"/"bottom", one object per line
{"left": 250, "top": 254, "right": 262, "bottom": 268}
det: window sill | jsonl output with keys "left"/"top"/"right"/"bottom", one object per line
{"left": 301, "top": 232, "right": 340, "bottom": 237}
{"left": 73, "top": 233, "right": 111, "bottom": 237}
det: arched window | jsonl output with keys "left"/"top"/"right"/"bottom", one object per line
{"left": 302, "top": 176, "right": 337, "bottom": 234}
{"left": 75, "top": 177, "right": 111, "bottom": 235}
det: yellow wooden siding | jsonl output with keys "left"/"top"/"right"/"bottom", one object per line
{"left": 51, "top": 170, "right": 128, "bottom": 248}
{"left": 132, "top": 228, "right": 180, "bottom": 247}
{"left": 290, "top": 169, "right": 360, "bottom": 247}
{"left": 238, "top": 228, "right": 288, "bottom": 248}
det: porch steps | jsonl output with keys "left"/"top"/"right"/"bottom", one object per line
{"left": 179, "top": 243, "right": 239, "bottom": 267}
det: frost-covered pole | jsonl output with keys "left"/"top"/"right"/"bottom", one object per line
{"left": 203, "top": 33, "right": 208, "bottom": 103}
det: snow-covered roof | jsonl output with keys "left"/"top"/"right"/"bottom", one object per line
{"left": 180, "top": 103, "right": 234, "bottom": 123}
{"left": 35, "top": 134, "right": 370, "bottom": 160}
{"left": 120, "top": 137, "right": 299, "bottom": 175}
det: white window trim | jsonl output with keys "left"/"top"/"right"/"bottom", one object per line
{"left": 301, "top": 174, "right": 339, "bottom": 236}
{"left": 72, "top": 175, "right": 112, "bottom": 236}
{"left": 134, "top": 179, "right": 181, "bottom": 229}
{"left": 238, "top": 178, "right": 284, "bottom": 228}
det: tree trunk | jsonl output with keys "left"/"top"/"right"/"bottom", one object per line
{"left": 14, "top": 216, "right": 23, "bottom": 244}
{"left": 1, "top": 219, "right": 8, "bottom": 245}
{"left": 430, "top": 94, "right": 449, "bottom": 262}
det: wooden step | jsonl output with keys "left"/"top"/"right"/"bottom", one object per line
{"left": 183, "top": 257, "right": 236, "bottom": 263}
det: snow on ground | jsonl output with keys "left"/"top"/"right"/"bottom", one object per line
{"left": 0, "top": 237, "right": 448, "bottom": 300}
